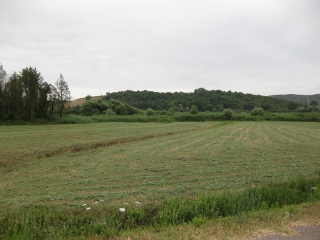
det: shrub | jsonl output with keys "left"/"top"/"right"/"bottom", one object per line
{"left": 166, "top": 108, "right": 175, "bottom": 115}
{"left": 223, "top": 109, "right": 233, "bottom": 120}
{"left": 251, "top": 107, "right": 265, "bottom": 116}
{"left": 189, "top": 105, "right": 198, "bottom": 114}
{"left": 192, "top": 216, "right": 206, "bottom": 227}
{"left": 104, "top": 109, "right": 116, "bottom": 116}
{"left": 146, "top": 108, "right": 155, "bottom": 116}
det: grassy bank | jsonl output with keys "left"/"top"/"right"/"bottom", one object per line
{"left": 1, "top": 176, "right": 319, "bottom": 239}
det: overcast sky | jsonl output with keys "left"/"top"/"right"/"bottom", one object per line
{"left": 1, "top": 0, "right": 319, "bottom": 99}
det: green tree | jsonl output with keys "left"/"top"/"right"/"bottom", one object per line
{"left": 251, "top": 107, "right": 265, "bottom": 116}
{"left": 179, "top": 104, "right": 184, "bottom": 112}
{"left": 20, "top": 67, "right": 43, "bottom": 120}
{"left": 81, "top": 101, "right": 94, "bottom": 116}
{"left": 311, "top": 100, "right": 318, "bottom": 107}
{"left": 167, "top": 108, "right": 175, "bottom": 115}
{"left": 146, "top": 108, "right": 155, "bottom": 115}
{"left": 190, "top": 105, "right": 198, "bottom": 114}
{"left": 288, "top": 102, "right": 299, "bottom": 111}
{"left": 48, "top": 84, "right": 58, "bottom": 120}
{"left": 38, "top": 82, "right": 52, "bottom": 118}
{"left": 223, "top": 109, "right": 233, "bottom": 120}
{"left": 55, "top": 74, "right": 71, "bottom": 118}
{"left": 7, "top": 73, "right": 23, "bottom": 120}
{"left": 0, "top": 64, "right": 7, "bottom": 120}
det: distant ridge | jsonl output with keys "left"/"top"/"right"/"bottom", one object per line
{"left": 270, "top": 94, "right": 320, "bottom": 105}
{"left": 70, "top": 89, "right": 302, "bottom": 111}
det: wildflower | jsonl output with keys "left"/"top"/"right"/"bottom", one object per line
{"left": 311, "top": 187, "right": 317, "bottom": 190}
{"left": 82, "top": 204, "right": 87, "bottom": 207}
{"left": 86, "top": 207, "right": 91, "bottom": 210}
{"left": 135, "top": 201, "right": 141, "bottom": 204}
{"left": 124, "top": 203, "right": 129, "bottom": 205}
{"left": 119, "top": 208, "right": 125, "bottom": 212}
{"left": 99, "top": 200, "right": 104, "bottom": 202}
{"left": 94, "top": 202, "right": 99, "bottom": 204}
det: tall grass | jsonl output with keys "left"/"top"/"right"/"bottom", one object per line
{"left": 2, "top": 112, "right": 320, "bottom": 125}
{"left": 57, "top": 112, "right": 320, "bottom": 125}
{"left": 1, "top": 175, "right": 319, "bottom": 239}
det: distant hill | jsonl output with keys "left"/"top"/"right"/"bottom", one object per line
{"left": 69, "top": 96, "right": 103, "bottom": 107}
{"left": 94, "top": 88, "right": 299, "bottom": 111}
{"left": 270, "top": 94, "right": 320, "bottom": 105}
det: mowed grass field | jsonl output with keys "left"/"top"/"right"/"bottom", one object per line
{"left": 0, "top": 121, "right": 320, "bottom": 212}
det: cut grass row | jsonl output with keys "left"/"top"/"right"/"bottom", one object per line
{"left": 0, "top": 122, "right": 218, "bottom": 168}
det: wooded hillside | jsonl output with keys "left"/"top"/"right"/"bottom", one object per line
{"left": 102, "top": 88, "right": 298, "bottom": 111}
{"left": 271, "top": 94, "right": 320, "bottom": 105}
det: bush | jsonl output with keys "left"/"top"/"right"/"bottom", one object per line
{"left": 223, "top": 109, "right": 233, "bottom": 120}
{"left": 146, "top": 108, "right": 155, "bottom": 116}
{"left": 166, "top": 108, "right": 175, "bottom": 115}
{"left": 104, "top": 109, "right": 116, "bottom": 116}
{"left": 251, "top": 107, "right": 265, "bottom": 116}
{"left": 190, "top": 105, "right": 198, "bottom": 114}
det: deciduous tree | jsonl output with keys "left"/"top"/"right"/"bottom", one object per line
{"left": 0, "top": 64, "right": 7, "bottom": 120}
{"left": 55, "top": 74, "right": 71, "bottom": 117}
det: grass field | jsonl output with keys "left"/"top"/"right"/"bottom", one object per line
{"left": 1, "top": 121, "right": 320, "bottom": 212}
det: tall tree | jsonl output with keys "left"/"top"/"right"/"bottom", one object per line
{"left": 0, "top": 64, "right": 7, "bottom": 120}
{"left": 7, "top": 72, "right": 23, "bottom": 120}
{"left": 47, "top": 84, "right": 58, "bottom": 120}
{"left": 37, "top": 82, "right": 52, "bottom": 119}
{"left": 20, "top": 67, "right": 43, "bottom": 120}
{"left": 55, "top": 74, "right": 71, "bottom": 117}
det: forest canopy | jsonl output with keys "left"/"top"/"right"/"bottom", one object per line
{"left": 0, "top": 64, "right": 70, "bottom": 121}
{"left": 102, "top": 88, "right": 299, "bottom": 112}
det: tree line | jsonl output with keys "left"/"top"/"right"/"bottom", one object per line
{"left": 102, "top": 88, "right": 299, "bottom": 112}
{"left": 0, "top": 63, "right": 71, "bottom": 121}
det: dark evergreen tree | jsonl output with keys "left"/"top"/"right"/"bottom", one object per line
{"left": 20, "top": 67, "right": 43, "bottom": 121}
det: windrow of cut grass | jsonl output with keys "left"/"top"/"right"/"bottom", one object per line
{"left": 0, "top": 121, "right": 219, "bottom": 169}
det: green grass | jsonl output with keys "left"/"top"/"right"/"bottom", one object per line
{"left": 1, "top": 121, "right": 320, "bottom": 208}
{"left": 1, "top": 177, "right": 319, "bottom": 239}
{"left": 0, "top": 121, "right": 216, "bottom": 168}
{"left": 0, "top": 121, "right": 320, "bottom": 238}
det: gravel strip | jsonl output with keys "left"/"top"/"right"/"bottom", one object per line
{"left": 255, "top": 225, "right": 320, "bottom": 240}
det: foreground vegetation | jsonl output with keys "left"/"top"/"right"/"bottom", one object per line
{"left": 1, "top": 177, "right": 319, "bottom": 239}
{"left": 1, "top": 121, "right": 320, "bottom": 238}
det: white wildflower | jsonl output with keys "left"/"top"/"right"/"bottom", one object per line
{"left": 119, "top": 208, "right": 125, "bottom": 212}
{"left": 95, "top": 202, "right": 99, "bottom": 204}
{"left": 82, "top": 204, "right": 87, "bottom": 207}
{"left": 124, "top": 203, "right": 129, "bottom": 205}
{"left": 311, "top": 187, "right": 317, "bottom": 190}
{"left": 86, "top": 207, "right": 91, "bottom": 210}
{"left": 99, "top": 200, "right": 104, "bottom": 202}
{"left": 135, "top": 201, "right": 141, "bottom": 204}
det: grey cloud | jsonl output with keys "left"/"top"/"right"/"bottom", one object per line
{"left": 0, "top": 0, "right": 319, "bottom": 98}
